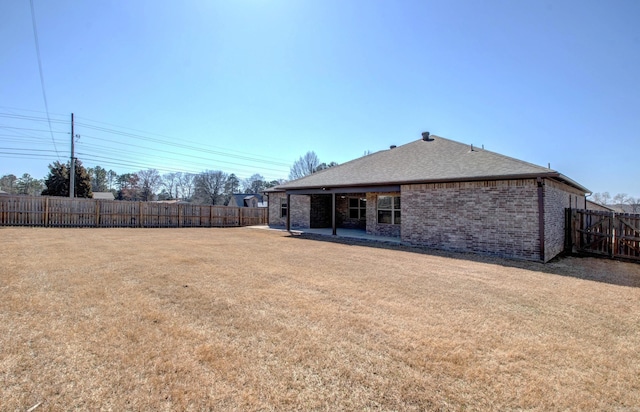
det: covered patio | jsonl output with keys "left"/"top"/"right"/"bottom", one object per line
{"left": 286, "top": 227, "right": 401, "bottom": 244}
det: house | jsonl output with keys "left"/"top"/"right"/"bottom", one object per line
{"left": 607, "top": 203, "right": 640, "bottom": 214}
{"left": 228, "top": 193, "right": 266, "bottom": 208}
{"left": 585, "top": 200, "right": 615, "bottom": 212}
{"left": 93, "top": 192, "right": 115, "bottom": 200}
{"left": 266, "top": 133, "right": 590, "bottom": 262}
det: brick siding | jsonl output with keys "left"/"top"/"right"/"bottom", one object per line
{"left": 267, "top": 193, "right": 310, "bottom": 229}
{"left": 543, "top": 179, "right": 585, "bottom": 261}
{"left": 401, "top": 180, "right": 541, "bottom": 261}
{"left": 338, "top": 194, "right": 367, "bottom": 229}
{"left": 269, "top": 178, "right": 583, "bottom": 262}
{"left": 366, "top": 192, "right": 402, "bottom": 238}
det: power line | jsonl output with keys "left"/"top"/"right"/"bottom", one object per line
{"left": 0, "top": 111, "right": 290, "bottom": 168}
{"left": 75, "top": 122, "right": 291, "bottom": 167}
{"left": 28, "top": 0, "right": 60, "bottom": 161}
{"left": 0, "top": 151, "right": 57, "bottom": 158}
{"left": 0, "top": 107, "right": 294, "bottom": 180}
{"left": 0, "top": 147, "right": 59, "bottom": 153}
{"left": 75, "top": 114, "right": 291, "bottom": 164}
{"left": 0, "top": 105, "right": 68, "bottom": 118}
{"left": 0, "top": 113, "right": 69, "bottom": 125}
{"left": 77, "top": 134, "right": 289, "bottom": 173}
{"left": 0, "top": 125, "right": 68, "bottom": 134}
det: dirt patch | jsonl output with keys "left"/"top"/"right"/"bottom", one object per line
{"left": 1, "top": 227, "right": 639, "bottom": 410}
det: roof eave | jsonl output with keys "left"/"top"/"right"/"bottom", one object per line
{"left": 271, "top": 172, "right": 588, "bottom": 192}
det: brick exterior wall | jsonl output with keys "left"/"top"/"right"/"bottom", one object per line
{"left": 269, "top": 178, "right": 584, "bottom": 262}
{"left": 401, "top": 180, "right": 541, "bottom": 261}
{"left": 366, "top": 192, "right": 402, "bottom": 238}
{"left": 337, "top": 194, "right": 367, "bottom": 229}
{"left": 543, "top": 179, "right": 585, "bottom": 262}
{"left": 267, "top": 193, "right": 310, "bottom": 229}
{"left": 268, "top": 192, "right": 287, "bottom": 227}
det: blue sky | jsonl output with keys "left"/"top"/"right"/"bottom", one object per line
{"left": 1, "top": 0, "right": 638, "bottom": 196}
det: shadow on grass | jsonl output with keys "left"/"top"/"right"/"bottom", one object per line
{"left": 288, "top": 232, "right": 640, "bottom": 288}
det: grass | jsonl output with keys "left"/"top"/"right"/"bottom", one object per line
{"left": 1, "top": 226, "right": 639, "bottom": 410}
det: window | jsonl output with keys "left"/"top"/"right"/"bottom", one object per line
{"left": 348, "top": 197, "right": 367, "bottom": 220}
{"left": 377, "top": 195, "right": 401, "bottom": 224}
{"left": 280, "top": 198, "right": 288, "bottom": 218}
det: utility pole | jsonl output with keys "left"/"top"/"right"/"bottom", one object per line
{"left": 70, "top": 113, "right": 75, "bottom": 198}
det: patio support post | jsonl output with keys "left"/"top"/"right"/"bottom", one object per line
{"left": 286, "top": 194, "right": 291, "bottom": 232}
{"left": 331, "top": 192, "right": 336, "bottom": 236}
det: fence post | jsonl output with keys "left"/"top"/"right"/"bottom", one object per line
{"left": 565, "top": 208, "right": 572, "bottom": 254}
{"left": 95, "top": 200, "right": 100, "bottom": 227}
{"left": 139, "top": 201, "right": 143, "bottom": 228}
{"left": 44, "top": 197, "right": 49, "bottom": 227}
{"left": 610, "top": 212, "right": 615, "bottom": 258}
{"left": 239, "top": 207, "right": 243, "bottom": 226}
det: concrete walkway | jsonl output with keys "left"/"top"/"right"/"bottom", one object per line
{"left": 252, "top": 225, "right": 401, "bottom": 244}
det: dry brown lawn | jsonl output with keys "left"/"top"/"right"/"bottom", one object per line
{"left": 1, "top": 227, "right": 639, "bottom": 411}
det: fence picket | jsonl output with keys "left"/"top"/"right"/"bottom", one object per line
{"left": 0, "top": 195, "right": 267, "bottom": 229}
{"left": 567, "top": 208, "right": 640, "bottom": 262}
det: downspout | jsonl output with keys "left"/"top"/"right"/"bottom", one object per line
{"left": 265, "top": 193, "right": 270, "bottom": 226}
{"left": 537, "top": 177, "right": 545, "bottom": 262}
{"left": 286, "top": 193, "right": 291, "bottom": 232}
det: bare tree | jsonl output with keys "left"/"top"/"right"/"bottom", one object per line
{"left": 243, "top": 174, "right": 266, "bottom": 193}
{"left": 194, "top": 170, "right": 227, "bottom": 205}
{"left": 178, "top": 172, "right": 195, "bottom": 201}
{"left": 592, "top": 192, "right": 640, "bottom": 213}
{"left": 137, "top": 169, "right": 162, "bottom": 201}
{"left": 626, "top": 197, "right": 640, "bottom": 213}
{"left": 613, "top": 193, "right": 628, "bottom": 205}
{"left": 162, "top": 172, "right": 179, "bottom": 200}
{"left": 289, "top": 151, "right": 320, "bottom": 180}
{"left": 592, "top": 192, "right": 611, "bottom": 205}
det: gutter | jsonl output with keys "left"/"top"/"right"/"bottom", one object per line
{"left": 273, "top": 172, "right": 589, "bottom": 194}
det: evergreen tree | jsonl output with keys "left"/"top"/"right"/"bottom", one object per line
{"left": 42, "top": 160, "right": 93, "bottom": 198}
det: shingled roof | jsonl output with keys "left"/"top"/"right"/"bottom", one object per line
{"left": 274, "top": 135, "right": 588, "bottom": 192}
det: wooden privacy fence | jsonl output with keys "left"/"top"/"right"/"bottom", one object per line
{"left": 0, "top": 195, "right": 267, "bottom": 228}
{"left": 566, "top": 208, "right": 640, "bottom": 262}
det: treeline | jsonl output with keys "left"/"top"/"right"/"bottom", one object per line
{"left": 1, "top": 160, "right": 285, "bottom": 205}
{"left": 591, "top": 192, "right": 640, "bottom": 214}
{"left": 1, "top": 150, "right": 339, "bottom": 204}
{"left": 0, "top": 173, "right": 44, "bottom": 196}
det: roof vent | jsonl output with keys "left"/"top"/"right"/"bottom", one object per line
{"left": 390, "top": 145, "right": 396, "bottom": 149}
{"left": 422, "top": 131, "right": 433, "bottom": 141}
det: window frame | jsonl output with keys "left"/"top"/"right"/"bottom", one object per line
{"left": 348, "top": 197, "right": 367, "bottom": 221}
{"left": 280, "top": 198, "right": 288, "bottom": 218}
{"left": 377, "top": 195, "right": 401, "bottom": 225}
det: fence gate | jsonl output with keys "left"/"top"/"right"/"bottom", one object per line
{"left": 567, "top": 209, "right": 640, "bottom": 261}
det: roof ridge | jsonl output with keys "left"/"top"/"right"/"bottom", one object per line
{"left": 432, "top": 135, "right": 555, "bottom": 173}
